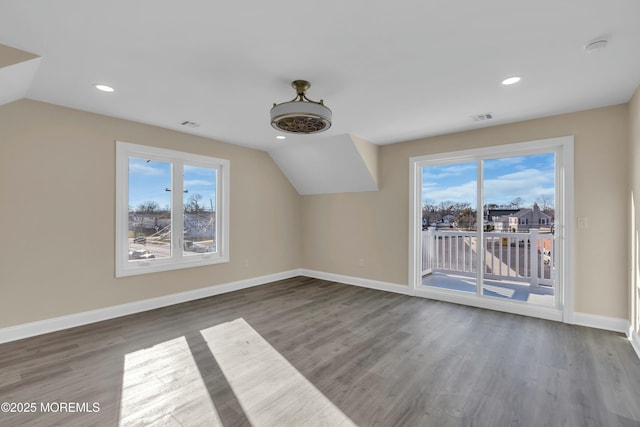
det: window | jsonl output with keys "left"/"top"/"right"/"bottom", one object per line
{"left": 116, "top": 141, "right": 229, "bottom": 277}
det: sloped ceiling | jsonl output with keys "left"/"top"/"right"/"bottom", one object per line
{"left": 0, "top": 44, "right": 41, "bottom": 106}
{"left": 269, "top": 134, "right": 378, "bottom": 195}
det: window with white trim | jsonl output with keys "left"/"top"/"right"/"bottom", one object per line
{"left": 116, "top": 141, "right": 229, "bottom": 277}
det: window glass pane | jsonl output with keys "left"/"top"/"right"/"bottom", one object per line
{"left": 421, "top": 161, "right": 478, "bottom": 294}
{"left": 183, "top": 165, "right": 217, "bottom": 255}
{"left": 128, "top": 157, "right": 172, "bottom": 261}
{"left": 482, "top": 153, "right": 555, "bottom": 304}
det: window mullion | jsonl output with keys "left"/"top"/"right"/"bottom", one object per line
{"left": 172, "top": 161, "right": 185, "bottom": 259}
{"left": 476, "top": 159, "right": 484, "bottom": 295}
{"left": 215, "top": 165, "right": 223, "bottom": 258}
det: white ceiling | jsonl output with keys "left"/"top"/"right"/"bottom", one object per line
{"left": 1, "top": 0, "right": 639, "bottom": 152}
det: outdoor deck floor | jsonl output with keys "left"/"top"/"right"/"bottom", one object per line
{"left": 422, "top": 272, "right": 555, "bottom": 306}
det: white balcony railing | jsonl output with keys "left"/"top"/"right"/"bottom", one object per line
{"left": 422, "top": 229, "right": 555, "bottom": 287}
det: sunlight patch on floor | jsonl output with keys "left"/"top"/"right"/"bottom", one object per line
{"left": 119, "top": 336, "right": 223, "bottom": 427}
{"left": 200, "top": 318, "right": 358, "bottom": 427}
{"left": 482, "top": 284, "right": 515, "bottom": 298}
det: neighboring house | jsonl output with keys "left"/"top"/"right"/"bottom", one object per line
{"left": 507, "top": 203, "right": 553, "bottom": 232}
{"left": 492, "top": 215, "right": 512, "bottom": 231}
{"left": 485, "top": 208, "right": 520, "bottom": 223}
{"left": 442, "top": 214, "right": 455, "bottom": 224}
{"left": 424, "top": 214, "right": 456, "bottom": 228}
{"left": 490, "top": 204, "right": 552, "bottom": 232}
{"left": 486, "top": 208, "right": 521, "bottom": 231}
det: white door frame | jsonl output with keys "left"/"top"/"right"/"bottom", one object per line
{"left": 408, "top": 136, "right": 574, "bottom": 322}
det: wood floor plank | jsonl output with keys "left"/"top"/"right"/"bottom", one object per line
{"left": 1, "top": 276, "right": 639, "bottom": 426}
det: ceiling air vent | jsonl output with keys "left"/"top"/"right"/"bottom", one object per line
{"left": 180, "top": 120, "right": 200, "bottom": 128}
{"left": 470, "top": 113, "right": 493, "bottom": 122}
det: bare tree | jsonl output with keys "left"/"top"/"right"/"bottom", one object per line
{"left": 510, "top": 197, "right": 524, "bottom": 209}
{"left": 185, "top": 193, "right": 203, "bottom": 214}
{"left": 137, "top": 200, "right": 160, "bottom": 214}
{"left": 456, "top": 207, "right": 477, "bottom": 230}
{"left": 536, "top": 194, "right": 555, "bottom": 217}
{"left": 422, "top": 203, "right": 438, "bottom": 227}
{"left": 423, "top": 201, "right": 473, "bottom": 226}
{"left": 438, "top": 201, "right": 455, "bottom": 215}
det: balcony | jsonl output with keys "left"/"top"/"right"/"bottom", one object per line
{"left": 421, "top": 229, "right": 555, "bottom": 306}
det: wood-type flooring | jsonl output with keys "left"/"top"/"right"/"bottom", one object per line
{"left": 1, "top": 276, "right": 639, "bottom": 426}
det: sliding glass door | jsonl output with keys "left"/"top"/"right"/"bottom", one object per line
{"left": 481, "top": 154, "right": 555, "bottom": 305}
{"left": 421, "top": 161, "right": 479, "bottom": 294}
{"left": 410, "top": 137, "right": 573, "bottom": 319}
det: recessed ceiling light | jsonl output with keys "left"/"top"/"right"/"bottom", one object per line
{"left": 94, "top": 84, "right": 114, "bottom": 92}
{"left": 585, "top": 39, "right": 608, "bottom": 54}
{"left": 180, "top": 120, "right": 200, "bottom": 128}
{"left": 276, "top": 135, "right": 286, "bottom": 140}
{"left": 501, "top": 76, "right": 521, "bottom": 85}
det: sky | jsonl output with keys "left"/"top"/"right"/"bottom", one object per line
{"left": 128, "top": 158, "right": 217, "bottom": 211}
{"left": 422, "top": 153, "right": 555, "bottom": 208}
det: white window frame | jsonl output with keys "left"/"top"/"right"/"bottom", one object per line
{"left": 408, "top": 136, "right": 574, "bottom": 323}
{"left": 116, "top": 141, "right": 230, "bottom": 277}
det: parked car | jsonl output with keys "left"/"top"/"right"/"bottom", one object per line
{"left": 128, "top": 249, "right": 155, "bottom": 260}
{"left": 184, "top": 241, "right": 211, "bottom": 253}
{"left": 133, "top": 236, "right": 147, "bottom": 244}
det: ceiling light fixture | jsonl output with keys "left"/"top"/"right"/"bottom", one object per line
{"left": 276, "top": 135, "right": 286, "bottom": 140}
{"left": 94, "top": 84, "right": 114, "bottom": 92}
{"left": 270, "top": 80, "right": 332, "bottom": 134}
{"left": 501, "top": 76, "right": 521, "bottom": 85}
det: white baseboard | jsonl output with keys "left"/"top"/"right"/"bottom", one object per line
{"left": 5, "top": 268, "right": 638, "bottom": 362}
{"left": 0, "top": 269, "right": 301, "bottom": 344}
{"left": 301, "top": 271, "right": 639, "bottom": 361}
{"left": 299, "top": 270, "right": 634, "bottom": 329}
{"left": 628, "top": 325, "right": 640, "bottom": 360}
{"left": 573, "top": 312, "right": 630, "bottom": 334}
{"left": 300, "top": 269, "right": 411, "bottom": 295}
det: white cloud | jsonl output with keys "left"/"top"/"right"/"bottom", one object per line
{"left": 129, "top": 162, "right": 165, "bottom": 176}
{"left": 484, "top": 156, "right": 526, "bottom": 169}
{"left": 184, "top": 179, "right": 214, "bottom": 187}
{"left": 423, "top": 180, "right": 478, "bottom": 204}
{"left": 423, "top": 167, "right": 554, "bottom": 206}
{"left": 422, "top": 163, "right": 477, "bottom": 179}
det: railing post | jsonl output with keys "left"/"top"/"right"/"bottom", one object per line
{"left": 530, "top": 229, "right": 539, "bottom": 287}
{"left": 422, "top": 229, "right": 434, "bottom": 276}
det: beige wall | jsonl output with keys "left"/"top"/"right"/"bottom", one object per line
{"left": 302, "top": 104, "right": 630, "bottom": 319}
{"left": 0, "top": 43, "right": 38, "bottom": 68}
{"left": 0, "top": 100, "right": 301, "bottom": 328}
{"left": 0, "top": 98, "right": 634, "bottom": 328}
{"left": 630, "top": 85, "right": 640, "bottom": 333}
